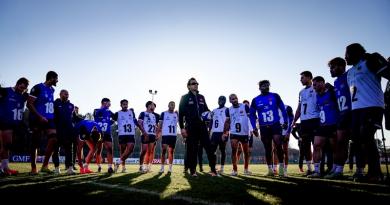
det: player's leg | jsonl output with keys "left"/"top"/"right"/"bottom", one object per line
{"left": 230, "top": 138, "right": 239, "bottom": 175}
{"left": 0, "top": 129, "right": 18, "bottom": 175}
{"left": 241, "top": 141, "right": 251, "bottom": 175}
{"left": 160, "top": 143, "right": 168, "bottom": 173}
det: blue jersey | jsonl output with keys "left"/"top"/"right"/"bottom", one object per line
{"left": 74, "top": 120, "right": 101, "bottom": 136}
{"left": 317, "top": 90, "right": 339, "bottom": 126}
{"left": 250, "top": 92, "right": 288, "bottom": 127}
{"left": 0, "top": 87, "right": 28, "bottom": 124}
{"left": 29, "top": 83, "right": 55, "bottom": 120}
{"left": 93, "top": 108, "right": 113, "bottom": 134}
{"left": 334, "top": 72, "right": 351, "bottom": 115}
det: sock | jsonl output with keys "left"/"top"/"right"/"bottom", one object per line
{"left": 307, "top": 161, "right": 312, "bottom": 171}
{"left": 220, "top": 165, "right": 224, "bottom": 171}
{"left": 169, "top": 164, "right": 173, "bottom": 170}
{"left": 336, "top": 165, "right": 344, "bottom": 173}
{"left": 108, "top": 164, "right": 112, "bottom": 168}
{"left": 356, "top": 167, "right": 364, "bottom": 174}
{"left": 331, "top": 164, "right": 336, "bottom": 172}
{"left": 97, "top": 164, "right": 101, "bottom": 168}
{"left": 279, "top": 163, "right": 284, "bottom": 170}
{"left": 2, "top": 159, "right": 9, "bottom": 169}
{"left": 314, "top": 162, "right": 321, "bottom": 173}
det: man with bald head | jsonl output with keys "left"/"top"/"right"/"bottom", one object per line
{"left": 53, "top": 89, "right": 76, "bottom": 175}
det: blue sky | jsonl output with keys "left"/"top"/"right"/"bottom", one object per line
{"left": 1, "top": 0, "right": 389, "bottom": 148}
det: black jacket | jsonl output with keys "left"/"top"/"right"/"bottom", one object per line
{"left": 179, "top": 91, "right": 209, "bottom": 129}
{"left": 54, "top": 98, "right": 74, "bottom": 131}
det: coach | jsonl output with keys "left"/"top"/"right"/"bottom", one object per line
{"left": 179, "top": 77, "right": 217, "bottom": 177}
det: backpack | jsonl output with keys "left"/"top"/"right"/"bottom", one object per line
{"left": 365, "top": 52, "right": 390, "bottom": 80}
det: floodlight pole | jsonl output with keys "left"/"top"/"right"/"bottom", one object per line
{"left": 149, "top": 89, "right": 158, "bottom": 102}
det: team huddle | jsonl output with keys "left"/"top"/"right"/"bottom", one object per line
{"left": 0, "top": 43, "right": 389, "bottom": 183}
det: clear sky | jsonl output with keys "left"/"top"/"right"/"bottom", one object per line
{"left": 1, "top": 0, "right": 389, "bottom": 149}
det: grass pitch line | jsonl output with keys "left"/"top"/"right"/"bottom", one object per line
{"left": 90, "top": 181, "right": 231, "bottom": 205}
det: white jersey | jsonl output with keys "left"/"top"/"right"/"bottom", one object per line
{"left": 117, "top": 110, "right": 136, "bottom": 136}
{"left": 140, "top": 111, "right": 158, "bottom": 135}
{"left": 228, "top": 103, "right": 250, "bottom": 136}
{"left": 347, "top": 60, "right": 384, "bottom": 110}
{"left": 210, "top": 107, "right": 227, "bottom": 133}
{"left": 298, "top": 85, "right": 320, "bottom": 120}
{"left": 161, "top": 111, "right": 178, "bottom": 136}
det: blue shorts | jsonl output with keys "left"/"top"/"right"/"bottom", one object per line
{"left": 142, "top": 134, "right": 156, "bottom": 144}
{"left": 211, "top": 132, "right": 228, "bottom": 144}
{"left": 316, "top": 125, "right": 337, "bottom": 137}
{"left": 118, "top": 135, "right": 135, "bottom": 144}
{"left": 29, "top": 118, "right": 56, "bottom": 130}
{"left": 259, "top": 123, "right": 282, "bottom": 139}
{"left": 230, "top": 134, "right": 249, "bottom": 144}
{"left": 79, "top": 133, "right": 102, "bottom": 143}
{"left": 162, "top": 135, "right": 177, "bottom": 148}
{"left": 102, "top": 133, "right": 113, "bottom": 142}
{"left": 0, "top": 121, "right": 21, "bottom": 131}
{"left": 337, "top": 111, "right": 352, "bottom": 130}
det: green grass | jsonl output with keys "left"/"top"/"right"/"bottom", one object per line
{"left": 1, "top": 163, "right": 389, "bottom": 204}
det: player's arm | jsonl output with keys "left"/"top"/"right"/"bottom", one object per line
{"left": 223, "top": 109, "right": 230, "bottom": 138}
{"left": 27, "top": 85, "right": 46, "bottom": 123}
{"left": 249, "top": 98, "right": 259, "bottom": 137}
{"left": 286, "top": 105, "right": 294, "bottom": 135}
{"left": 244, "top": 104, "right": 254, "bottom": 136}
{"left": 0, "top": 87, "right": 7, "bottom": 99}
{"left": 292, "top": 97, "right": 301, "bottom": 127}
{"left": 137, "top": 112, "right": 147, "bottom": 136}
{"left": 276, "top": 94, "right": 288, "bottom": 129}
{"left": 157, "top": 116, "right": 163, "bottom": 139}
{"left": 154, "top": 113, "right": 161, "bottom": 138}
{"left": 291, "top": 125, "right": 300, "bottom": 140}
{"left": 209, "top": 111, "right": 214, "bottom": 130}
{"left": 110, "top": 111, "right": 115, "bottom": 124}
{"left": 178, "top": 95, "right": 188, "bottom": 137}
{"left": 112, "top": 112, "right": 118, "bottom": 122}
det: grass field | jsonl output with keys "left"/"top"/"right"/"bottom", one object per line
{"left": 1, "top": 163, "right": 389, "bottom": 204}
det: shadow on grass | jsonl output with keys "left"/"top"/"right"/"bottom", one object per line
{"left": 1, "top": 169, "right": 389, "bottom": 204}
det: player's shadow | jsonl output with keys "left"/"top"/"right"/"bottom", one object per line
{"left": 234, "top": 174, "right": 390, "bottom": 204}
{"left": 177, "top": 171, "right": 390, "bottom": 204}
{"left": 178, "top": 172, "right": 270, "bottom": 205}
{"left": 131, "top": 171, "right": 172, "bottom": 194}
{"left": 92, "top": 170, "right": 171, "bottom": 195}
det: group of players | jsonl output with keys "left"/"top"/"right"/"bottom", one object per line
{"left": 0, "top": 43, "right": 388, "bottom": 182}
